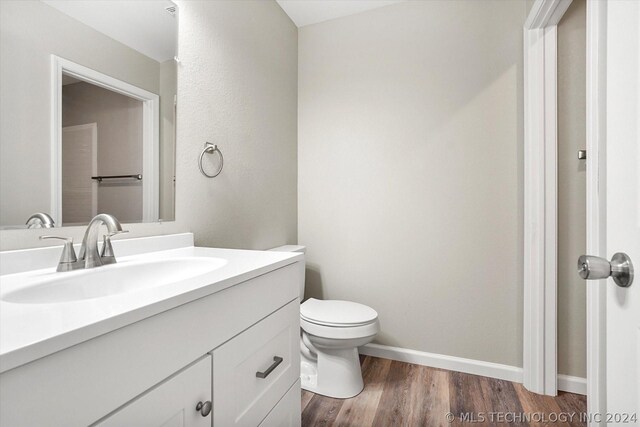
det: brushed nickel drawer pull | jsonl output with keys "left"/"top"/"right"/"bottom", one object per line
{"left": 256, "top": 356, "right": 283, "bottom": 379}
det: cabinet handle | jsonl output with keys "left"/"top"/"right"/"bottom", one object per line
{"left": 195, "top": 400, "right": 212, "bottom": 417}
{"left": 256, "top": 356, "right": 283, "bottom": 379}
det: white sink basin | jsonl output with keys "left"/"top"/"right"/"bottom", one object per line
{"left": 1, "top": 257, "right": 227, "bottom": 304}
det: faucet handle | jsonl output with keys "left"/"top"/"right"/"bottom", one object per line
{"left": 40, "top": 236, "right": 78, "bottom": 270}
{"left": 100, "top": 234, "right": 115, "bottom": 258}
{"left": 100, "top": 230, "right": 128, "bottom": 263}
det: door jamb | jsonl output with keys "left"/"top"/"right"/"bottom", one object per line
{"left": 523, "top": 0, "right": 572, "bottom": 396}
{"left": 524, "top": 0, "right": 607, "bottom": 413}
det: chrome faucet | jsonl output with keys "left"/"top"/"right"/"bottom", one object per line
{"left": 26, "top": 212, "right": 55, "bottom": 229}
{"left": 39, "top": 214, "right": 127, "bottom": 272}
{"left": 77, "top": 214, "right": 126, "bottom": 269}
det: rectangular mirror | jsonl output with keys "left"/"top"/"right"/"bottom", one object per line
{"left": 0, "top": 0, "right": 177, "bottom": 229}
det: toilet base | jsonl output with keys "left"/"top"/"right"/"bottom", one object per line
{"left": 300, "top": 346, "right": 365, "bottom": 399}
{"left": 300, "top": 360, "right": 318, "bottom": 391}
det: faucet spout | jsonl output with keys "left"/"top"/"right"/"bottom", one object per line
{"left": 26, "top": 212, "right": 55, "bottom": 229}
{"left": 78, "top": 214, "right": 123, "bottom": 269}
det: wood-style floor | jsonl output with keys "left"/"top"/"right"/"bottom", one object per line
{"left": 301, "top": 356, "right": 587, "bottom": 427}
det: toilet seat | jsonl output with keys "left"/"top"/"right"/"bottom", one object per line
{"left": 301, "top": 317, "right": 379, "bottom": 340}
{"left": 300, "top": 299, "right": 379, "bottom": 340}
{"left": 300, "top": 298, "right": 378, "bottom": 327}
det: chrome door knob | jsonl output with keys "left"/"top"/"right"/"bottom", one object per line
{"left": 577, "top": 253, "right": 634, "bottom": 288}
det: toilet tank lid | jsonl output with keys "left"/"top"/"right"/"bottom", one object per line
{"left": 268, "top": 245, "right": 306, "bottom": 253}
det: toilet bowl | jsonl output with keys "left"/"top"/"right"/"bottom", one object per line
{"left": 300, "top": 298, "right": 379, "bottom": 398}
{"left": 269, "top": 246, "right": 379, "bottom": 399}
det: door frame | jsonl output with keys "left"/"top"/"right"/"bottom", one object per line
{"left": 50, "top": 55, "right": 160, "bottom": 224}
{"left": 523, "top": 0, "right": 606, "bottom": 415}
{"left": 522, "top": 0, "right": 572, "bottom": 396}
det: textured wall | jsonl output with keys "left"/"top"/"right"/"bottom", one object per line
{"left": 298, "top": 0, "right": 525, "bottom": 367}
{"left": 174, "top": 0, "right": 298, "bottom": 250}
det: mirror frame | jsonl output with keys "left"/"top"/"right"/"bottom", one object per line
{"left": 50, "top": 55, "right": 160, "bottom": 225}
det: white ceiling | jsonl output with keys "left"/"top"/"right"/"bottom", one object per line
{"left": 276, "top": 0, "right": 405, "bottom": 27}
{"left": 42, "top": 0, "right": 177, "bottom": 63}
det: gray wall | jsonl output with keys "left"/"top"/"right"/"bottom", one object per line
{"left": 0, "top": 0, "right": 298, "bottom": 250}
{"left": 0, "top": 0, "right": 160, "bottom": 227}
{"left": 525, "top": 0, "right": 536, "bottom": 16}
{"left": 298, "top": 0, "right": 525, "bottom": 367}
{"left": 174, "top": 0, "right": 298, "bottom": 249}
{"left": 62, "top": 82, "right": 144, "bottom": 224}
{"left": 557, "top": 0, "right": 586, "bottom": 378}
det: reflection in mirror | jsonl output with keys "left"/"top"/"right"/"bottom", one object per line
{"left": 61, "top": 72, "right": 145, "bottom": 225}
{"left": 0, "top": 0, "right": 177, "bottom": 229}
{"left": 55, "top": 59, "right": 161, "bottom": 226}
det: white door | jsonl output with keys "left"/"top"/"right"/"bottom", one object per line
{"left": 62, "top": 123, "right": 97, "bottom": 225}
{"left": 605, "top": 0, "right": 639, "bottom": 422}
{"left": 95, "top": 356, "right": 212, "bottom": 427}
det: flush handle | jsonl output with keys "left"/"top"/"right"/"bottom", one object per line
{"left": 577, "top": 253, "right": 634, "bottom": 288}
{"left": 256, "top": 356, "right": 283, "bottom": 379}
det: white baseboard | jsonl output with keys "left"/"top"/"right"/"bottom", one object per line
{"left": 359, "top": 343, "right": 586, "bottom": 395}
{"left": 359, "top": 343, "right": 523, "bottom": 383}
{"left": 557, "top": 374, "right": 587, "bottom": 395}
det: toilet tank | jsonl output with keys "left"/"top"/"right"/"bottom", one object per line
{"left": 269, "top": 245, "right": 306, "bottom": 299}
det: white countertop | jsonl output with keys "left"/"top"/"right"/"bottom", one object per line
{"left": 0, "top": 235, "right": 303, "bottom": 373}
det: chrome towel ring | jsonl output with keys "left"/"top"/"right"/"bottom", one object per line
{"left": 198, "top": 142, "right": 224, "bottom": 178}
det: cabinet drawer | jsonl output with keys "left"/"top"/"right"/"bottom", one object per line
{"left": 259, "top": 380, "right": 301, "bottom": 427}
{"left": 212, "top": 300, "right": 300, "bottom": 427}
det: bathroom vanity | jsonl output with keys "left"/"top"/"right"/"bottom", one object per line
{"left": 0, "top": 233, "right": 304, "bottom": 426}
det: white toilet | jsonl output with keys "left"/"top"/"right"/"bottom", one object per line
{"left": 270, "top": 245, "right": 379, "bottom": 399}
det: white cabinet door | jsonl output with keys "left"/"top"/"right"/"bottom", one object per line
{"left": 95, "top": 356, "right": 212, "bottom": 427}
